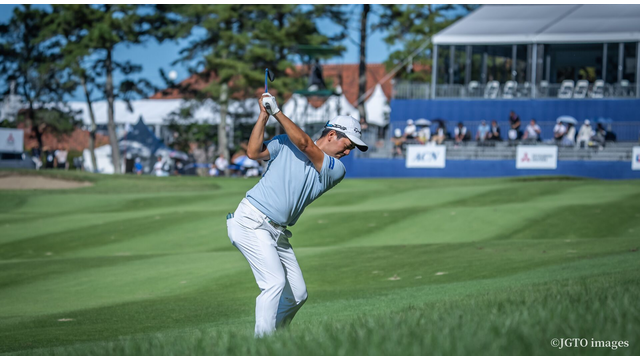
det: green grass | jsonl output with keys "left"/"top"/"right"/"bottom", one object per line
{"left": 0, "top": 170, "right": 639, "bottom": 355}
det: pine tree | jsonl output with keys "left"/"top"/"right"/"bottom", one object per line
{"left": 0, "top": 5, "right": 79, "bottom": 151}
{"left": 161, "top": 5, "right": 344, "bottom": 173}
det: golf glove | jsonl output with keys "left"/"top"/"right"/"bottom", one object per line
{"left": 261, "top": 93, "right": 280, "bottom": 116}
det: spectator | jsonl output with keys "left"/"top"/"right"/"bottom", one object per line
{"left": 522, "top": 119, "right": 542, "bottom": 142}
{"left": 392, "top": 128, "right": 404, "bottom": 158}
{"left": 209, "top": 163, "right": 219, "bottom": 176}
{"left": 54, "top": 145, "right": 68, "bottom": 170}
{"left": 433, "top": 123, "right": 446, "bottom": 144}
{"left": 417, "top": 124, "right": 431, "bottom": 144}
{"left": 509, "top": 110, "right": 521, "bottom": 139}
{"left": 562, "top": 124, "right": 576, "bottom": 147}
{"left": 576, "top": 119, "right": 593, "bottom": 148}
{"left": 43, "top": 146, "right": 55, "bottom": 169}
{"left": 214, "top": 153, "right": 229, "bottom": 175}
{"left": 486, "top": 120, "right": 502, "bottom": 141}
{"left": 454, "top": 122, "right": 470, "bottom": 145}
{"left": 174, "top": 160, "right": 185, "bottom": 176}
{"left": 476, "top": 120, "right": 490, "bottom": 142}
{"left": 134, "top": 157, "right": 143, "bottom": 175}
{"left": 403, "top": 119, "right": 417, "bottom": 140}
{"left": 592, "top": 123, "right": 607, "bottom": 149}
{"left": 31, "top": 145, "right": 42, "bottom": 170}
{"left": 153, "top": 156, "right": 169, "bottom": 177}
{"left": 553, "top": 119, "right": 567, "bottom": 143}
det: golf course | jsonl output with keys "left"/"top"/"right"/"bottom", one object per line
{"left": 1, "top": 170, "right": 638, "bottom": 355}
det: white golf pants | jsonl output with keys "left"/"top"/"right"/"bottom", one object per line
{"left": 227, "top": 198, "right": 308, "bottom": 337}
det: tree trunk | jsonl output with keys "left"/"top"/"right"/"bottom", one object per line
{"left": 81, "top": 75, "right": 98, "bottom": 172}
{"left": 28, "top": 102, "right": 43, "bottom": 151}
{"left": 105, "top": 48, "right": 122, "bottom": 174}
{"left": 218, "top": 83, "right": 230, "bottom": 176}
{"left": 357, "top": 4, "right": 370, "bottom": 124}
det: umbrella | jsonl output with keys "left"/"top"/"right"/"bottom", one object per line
{"left": 415, "top": 118, "right": 431, "bottom": 126}
{"left": 233, "top": 155, "right": 259, "bottom": 169}
{"left": 119, "top": 140, "right": 152, "bottom": 158}
{"left": 557, "top": 116, "right": 577, "bottom": 125}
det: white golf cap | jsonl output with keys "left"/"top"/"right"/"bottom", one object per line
{"left": 584, "top": 119, "right": 590, "bottom": 124}
{"left": 324, "top": 115, "right": 368, "bottom": 152}
{"left": 407, "top": 119, "right": 414, "bottom": 125}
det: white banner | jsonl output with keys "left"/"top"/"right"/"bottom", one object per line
{"left": 406, "top": 145, "right": 446, "bottom": 168}
{"left": 516, "top": 145, "right": 558, "bottom": 169}
{"left": 0, "top": 128, "right": 23, "bottom": 153}
{"left": 632, "top": 147, "right": 640, "bottom": 171}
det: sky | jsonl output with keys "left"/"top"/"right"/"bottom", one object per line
{"left": 0, "top": 4, "right": 397, "bottom": 102}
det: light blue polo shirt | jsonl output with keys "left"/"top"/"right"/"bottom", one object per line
{"left": 246, "top": 134, "right": 346, "bottom": 227}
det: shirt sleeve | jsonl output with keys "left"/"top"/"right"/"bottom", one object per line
{"left": 265, "top": 134, "right": 287, "bottom": 160}
{"left": 319, "top": 153, "right": 346, "bottom": 188}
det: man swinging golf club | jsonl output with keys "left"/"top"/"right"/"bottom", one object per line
{"left": 226, "top": 85, "right": 368, "bottom": 337}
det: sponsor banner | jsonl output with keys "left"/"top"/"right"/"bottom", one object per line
{"left": 406, "top": 144, "right": 446, "bottom": 168}
{"left": 633, "top": 147, "right": 640, "bottom": 171}
{"left": 0, "top": 128, "right": 23, "bottom": 153}
{"left": 516, "top": 145, "right": 558, "bottom": 170}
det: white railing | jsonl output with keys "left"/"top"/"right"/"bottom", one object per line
{"left": 393, "top": 81, "right": 638, "bottom": 100}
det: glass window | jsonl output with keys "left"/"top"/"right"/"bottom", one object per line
{"left": 623, "top": 42, "right": 637, "bottom": 82}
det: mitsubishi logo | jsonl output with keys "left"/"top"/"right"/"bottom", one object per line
{"left": 6, "top": 133, "right": 14, "bottom": 145}
{"left": 521, "top": 153, "right": 530, "bottom": 162}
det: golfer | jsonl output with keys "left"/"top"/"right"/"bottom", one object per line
{"left": 226, "top": 93, "right": 368, "bottom": 337}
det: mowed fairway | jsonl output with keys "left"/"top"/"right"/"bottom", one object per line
{"left": 0, "top": 170, "right": 639, "bottom": 355}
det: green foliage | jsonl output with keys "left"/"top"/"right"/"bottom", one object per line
{"left": 0, "top": 5, "right": 79, "bottom": 144}
{"left": 158, "top": 5, "right": 346, "bottom": 148}
{"left": 377, "top": 5, "right": 479, "bottom": 82}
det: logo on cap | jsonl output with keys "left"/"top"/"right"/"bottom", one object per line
{"left": 325, "top": 121, "right": 347, "bottom": 131}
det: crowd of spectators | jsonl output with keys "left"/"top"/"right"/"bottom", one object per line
{"left": 391, "top": 110, "right": 618, "bottom": 157}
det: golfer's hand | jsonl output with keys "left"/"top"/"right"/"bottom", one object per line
{"left": 261, "top": 93, "right": 280, "bottom": 116}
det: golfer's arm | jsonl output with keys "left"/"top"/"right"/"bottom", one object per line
{"left": 274, "top": 112, "right": 324, "bottom": 172}
{"left": 247, "top": 112, "right": 270, "bottom": 161}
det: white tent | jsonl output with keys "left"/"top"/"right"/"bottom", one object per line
{"left": 433, "top": 5, "right": 640, "bottom": 45}
{"left": 83, "top": 144, "right": 116, "bottom": 174}
{"left": 279, "top": 86, "right": 362, "bottom": 126}
{"left": 364, "top": 84, "right": 390, "bottom": 127}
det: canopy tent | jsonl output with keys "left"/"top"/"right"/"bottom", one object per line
{"left": 433, "top": 5, "right": 640, "bottom": 45}
{"left": 280, "top": 85, "right": 361, "bottom": 126}
{"left": 364, "top": 84, "right": 390, "bottom": 127}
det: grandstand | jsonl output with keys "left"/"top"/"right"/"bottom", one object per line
{"left": 399, "top": 5, "right": 640, "bottom": 100}
{"left": 360, "top": 5, "right": 640, "bottom": 179}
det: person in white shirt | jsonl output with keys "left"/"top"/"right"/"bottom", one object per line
{"left": 553, "top": 120, "right": 567, "bottom": 142}
{"left": 417, "top": 125, "right": 431, "bottom": 144}
{"left": 403, "top": 119, "right": 417, "bottom": 140}
{"left": 454, "top": 122, "right": 469, "bottom": 145}
{"left": 576, "top": 119, "right": 594, "bottom": 148}
{"left": 214, "top": 153, "right": 229, "bottom": 176}
{"left": 522, "top": 119, "right": 542, "bottom": 141}
{"left": 562, "top": 124, "right": 576, "bottom": 147}
{"left": 153, "top": 156, "right": 169, "bottom": 177}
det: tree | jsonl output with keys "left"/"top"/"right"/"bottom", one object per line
{"left": 377, "top": 5, "right": 479, "bottom": 82}
{"left": 59, "top": 5, "right": 177, "bottom": 174}
{"left": 358, "top": 5, "right": 370, "bottom": 124}
{"left": 40, "top": 5, "right": 101, "bottom": 171}
{"left": 160, "top": 5, "right": 344, "bottom": 174}
{"left": 0, "top": 5, "right": 79, "bottom": 150}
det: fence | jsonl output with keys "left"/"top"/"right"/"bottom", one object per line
{"left": 394, "top": 81, "right": 639, "bottom": 100}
